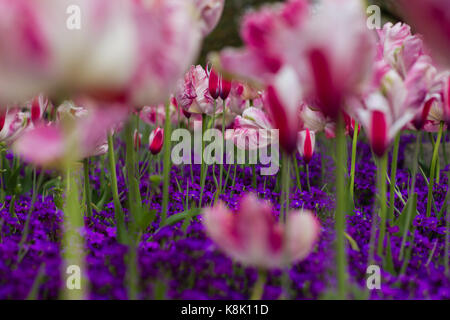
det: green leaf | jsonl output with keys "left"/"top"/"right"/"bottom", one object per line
{"left": 344, "top": 232, "right": 359, "bottom": 252}
{"left": 137, "top": 209, "right": 157, "bottom": 231}
{"left": 394, "top": 193, "right": 417, "bottom": 237}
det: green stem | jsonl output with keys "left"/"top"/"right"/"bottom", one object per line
{"left": 187, "top": 118, "right": 194, "bottom": 185}
{"left": 445, "top": 171, "right": 450, "bottom": 277}
{"left": 230, "top": 164, "right": 237, "bottom": 197}
{"left": 399, "top": 132, "right": 421, "bottom": 260}
{"left": 292, "top": 154, "right": 302, "bottom": 192}
{"left": 377, "top": 153, "right": 388, "bottom": 257}
{"left": 305, "top": 164, "right": 311, "bottom": 191}
{"left": 443, "top": 130, "right": 448, "bottom": 165}
{"left": 349, "top": 122, "right": 359, "bottom": 200}
{"left": 281, "top": 154, "right": 289, "bottom": 223}
{"left": 426, "top": 122, "right": 444, "bottom": 217}
{"left": 161, "top": 102, "right": 172, "bottom": 225}
{"left": 222, "top": 163, "right": 233, "bottom": 193}
{"left": 252, "top": 164, "right": 257, "bottom": 189}
{"left": 335, "top": 117, "right": 348, "bottom": 299}
{"left": 61, "top": 166, "right": 86, "bottom": 300}
{"left": 124, "top": 119, "right": 143, "bottom": 300}
{"left": 0, "top": 145, "right": 4, "bottom": 202}
{"left": 125, "top": 119, "right": 141, "bottom": 226}
{"left": 388, "top": 133, "right": 400, "bottom": 221}
{"left": 107, "top": 133, "right": 126, "bottom": 243}
{"left": 83, "top": 158, "right": 93, "bottom": 217}
{"left": 199, "top": 113, "right": 208, "bottom": 207}
{"left": 217, "top": 100, "right": 226, "bottom": 201}
{"left": 18, "top": 169, "right": 44, "bottom": 262}
{"left": 250, "top": 269, "right": 267, "bottom": 300}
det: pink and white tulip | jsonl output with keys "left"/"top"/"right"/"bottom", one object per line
{"left": 356, "top": 35, "right": 437, "bottom": 156}
{"left": 203, "top": 193, "right": 320, "bottom": 269}
{"left": 227, "top": 107, "right": 275, "bottom": 150}
{"left": 149, "top": 127, "right": 164, "bottom": 155}
{"left": 299, "top": 104, "right": 336, "bottom": 139}
{"left": 0, "top": 0, "right": 208, "bottom": 106}
{"left": 13, "top": 102, "right": 127, "bottom": 166}
{"left": 377, "top": 22, "right": 425, "bottom": 79}
{"left": 297, "top": 129, "right": 315, "bottom": 164}
{"left": 264, "top": 67, "right": 303, "bottom": 153}
{"left": 218, "top": 0, "right": 375, "bottom": 119}
{"left": 176, "top": 65, "right": 215, "bottom": 115}
{"left": 29, "top": 94, "right": 49, "bottom": 125}
{"left": 134, "top": 130, "right": 142, "bottom": 151}
{"left": 0, "top": 108, "right": 29, "bottom": 144}
{"left": 194, "top": 0, "right": 225, "bottom": 36}
{"left": 399, "top": 0, "right": 450, "bottom": 67}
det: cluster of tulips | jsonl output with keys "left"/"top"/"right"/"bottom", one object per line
{"left": 0, "top": 0, "right": 449, "bottom": 300}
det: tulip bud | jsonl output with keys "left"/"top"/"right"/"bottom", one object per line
{"left": 182, "top": 108, "right": 192, "bottom": 119}
{"left": 0, "top": 108, "right": 7, "bottom": 132}
{"left": 344, "top": 113, "right": 360, "bottom": 138}
{"left": 266, "top": 85, "right": 298, "bottom": 154}
{"left": 371, "top": 110, "right": 388, "bottom": 157}
{"left": 208, "top": 67, "right": 221, "bottom": 100}
{"left": 134, "top": 129, "right": 142, "bottom": 151}
{"left": 30, "top": 94, "right": 49, "bottom": 124}
{"left": 297, "top": 129, "right": 315, "bottom": 164}
{"left": 149, "top": 127, "right": 164, "bottom": 155}
{"left": 220, "top": 77, "right": 232, "bottom": 100}
{"left": 412, "top": 97, "right": 434, "bottom": 130}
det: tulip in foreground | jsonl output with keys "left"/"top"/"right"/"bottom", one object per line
{"left": 203, "top": 194, "right": 320, "bottom": 269}
{"left": 399, "top": 0, "right": 450, "bottom": 67}
{"left": 218, "top": 0, "right": 375, "bottom": 119}
{"left": 13, "top": 103, "right": 127, "bottom": 167}
{"left": 0, "top": 0, "right": 211, "bottom": 106}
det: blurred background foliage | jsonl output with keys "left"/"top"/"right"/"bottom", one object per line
{"left": 199, "top": 0, "right": 399, "bottom": 64}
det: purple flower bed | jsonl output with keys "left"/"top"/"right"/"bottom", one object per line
{"left": 1, "top": 136, "right": 448, "bottom": 300}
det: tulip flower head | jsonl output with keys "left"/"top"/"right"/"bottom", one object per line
{"left": 264, "top": 67, "right": 303, "bottom": 154}
{"left": 134, "top": 130, "right": 142, "bottom": 151}
{"left": 218, "top": 0, "right": 375, "bottom": 120}
{"left": 220, "top": 77, "right": 232, "bottom": 100}
{"left": 297, "top": 129, "right": 315, "bottom": 164}
{"left": 195, "top": 0, "right": 225, "bottom": 36}
{"left": 208, "top": 67, "right": 221, "bottom": 100}
{"left": 13, "top": 102, "right": 127, "bottom": 167}
{"left": 203, "top": 194, "right": 320, "bottom": 269}
{"left": 299, "top": 104, "right": 336, "bottom": 139}
{"left": 227, "top": 107, "right": 276, "bottom": 151}
{"left": 0, "top": 0, "right": 210, "bottom": 106}
{"left": 377, "top": 22, "right": 425, "bottom": 79}
{"left": 0, "top": 108, "right": 29, "bottom": 144}
{"left": 225, "top": 82, "right": 251, "bottom": 115}
{"left": 0, "top": 108, "right": 7, "bottom": 132}
{"left": 176, "top": 65, "right": 215, "bottom": 115}
{"left": 30, "top": 94, "right": 49, "bottom": 124}
{"left": 356, "top": 25, "right": 437, "bottom": 157}
{"left": 208, "top": 66, "right": 232, "bottom": 101}
{"left": 399, "top": 0, "right": 450, "bottom": 67}
{"left": 149, "top": 127, "right": 164, "bottom": 155}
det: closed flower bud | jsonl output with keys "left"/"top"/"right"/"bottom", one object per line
{"left": 149, "top": 127, "right": 164, "bottom": 155}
